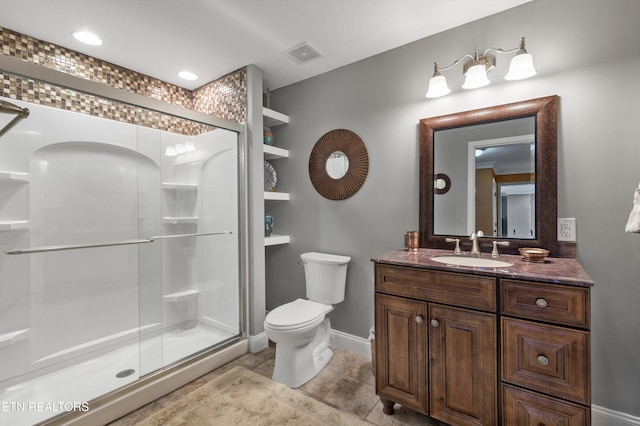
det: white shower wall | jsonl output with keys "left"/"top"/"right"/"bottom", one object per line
{"left": 0, "top": 97, "right": 240, "bottom": 391}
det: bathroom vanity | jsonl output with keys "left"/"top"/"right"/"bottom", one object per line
{"left": 372, "top": 248, "right": 592, "bottom": 426}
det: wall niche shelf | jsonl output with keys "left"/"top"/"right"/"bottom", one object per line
{"left": 264, "top": 191, "right": 289, "bottom": 201}
{"left": 264, "top": 145, "right": 289, "bottom": 160}
{"left": 265, "top": 235, "right": 290, "bottom": 246}
{"left": 263, "top": 107, "right": 289, "bottom": 127}
{"left": 263, "top": 107, "right": 290, "bottom": 247}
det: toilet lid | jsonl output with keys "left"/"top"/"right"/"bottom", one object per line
{"left": 265, "top": 299, "right": 325, "bottom": 330}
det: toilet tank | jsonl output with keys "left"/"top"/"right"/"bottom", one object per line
{"left": 301, "top": 252, "right": 351, "bottom": 305}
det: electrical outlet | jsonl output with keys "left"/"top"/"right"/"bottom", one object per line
{"left": 558, "top": 218, "right": 576, "bottom": 241}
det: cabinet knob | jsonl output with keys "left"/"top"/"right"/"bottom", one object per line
{"left": 415, "top": 316, "right": 423, "bottom": 324}
{"left": 430, "top": 319, "right": 439, "bottom": 328}
{"left": 535, "top": 298, "right": 548, "bottom": 308}
{"left": 537, "top": 355, "right": 549, "bottom": 366}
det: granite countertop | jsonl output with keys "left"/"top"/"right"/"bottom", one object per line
{"left": 371, "top": 248, "right": 593, "bottom": 287}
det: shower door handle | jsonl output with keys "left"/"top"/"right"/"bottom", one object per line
{"left": 151, "top": 231, "right": 233, "bottom": 240}
{"left": 4, "top": 238, "right": 155, "bottom": 255}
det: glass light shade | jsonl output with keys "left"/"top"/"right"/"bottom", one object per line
{"left": 426, "top": 74, "right": 451, "bottom": 98}
{"left": 462, "top": 63, "right": 490, "bottom": 89}
{"left": 505, "top": 53, "right": 536, "bottom": 80}
{"left": 164, "top": 146, "right": 177, "bottom": 156}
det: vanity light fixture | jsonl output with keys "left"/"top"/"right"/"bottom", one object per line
{"left": 426, "top": 37, "right": 536, "bottom": 98}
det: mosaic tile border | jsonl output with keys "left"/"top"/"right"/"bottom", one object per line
{"left": 0, "top": 26, "right": 247, "bottom": 133}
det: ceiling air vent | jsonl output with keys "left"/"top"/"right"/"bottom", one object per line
{"left": 283, "top": 42, "right": 323, "bottom": 64}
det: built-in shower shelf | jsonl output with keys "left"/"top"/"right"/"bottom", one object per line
{"left": 163, "top": 289, "right": 199, "bottom": 302}
{"left": 162, "top": 217, "right": 198, "bottom": 224}
{"left": 161, "top": 182, "right": 198, "bottom": 190}
{"left": 0, "top": 328, "right": 30, "bottom": 349}
{"left": 0, "top": 171, "right": 29, "bottom": 183}
{"left": 0, "top": 220, "right": 30, "bottom": 231}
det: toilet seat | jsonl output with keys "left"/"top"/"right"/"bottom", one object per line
{"left": 265, "top": 299, "right": 327, "bottom": 331}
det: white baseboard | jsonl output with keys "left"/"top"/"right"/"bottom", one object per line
{"left": 248, "top": 332, "right": 268, "bottom": 353}
{"left": 592, "top": 405, "right": 640, "bottom": 426}
{"left": 329, "top": 329, "right": 372, "bottom": 359}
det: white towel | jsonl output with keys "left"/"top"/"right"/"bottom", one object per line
{"left": 624, "top": 183, "right": 640, "bottom": 233}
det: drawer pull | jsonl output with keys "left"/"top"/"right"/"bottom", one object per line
{"left": 415, "top": 315, "right": 423, "bottom": 324}
{"left": 430, "top": 319, "right": 440, "bottom": 328}
{"left": 535, "top": 298, "right": 548, "bottom": 308}
{"left": 537, "top": 355, "right": 549, "bottom": 366}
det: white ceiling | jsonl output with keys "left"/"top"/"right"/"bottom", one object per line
{"left": 0, "top": 0, "right": 532, "bottom": 91}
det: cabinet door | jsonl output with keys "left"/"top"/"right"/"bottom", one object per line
{"left": 429, "top": 304, "right": 497, "bottom": 426}
{"left": 375, "top": 293, "right": 428, "bottom": 414}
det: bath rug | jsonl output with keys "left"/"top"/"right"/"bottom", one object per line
{"left": 136, "top": 366, "right": 367, "bottom": 425}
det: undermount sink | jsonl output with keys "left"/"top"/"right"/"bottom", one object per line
{"left": 430, "top": 256, "right": 513, "bottom": 268}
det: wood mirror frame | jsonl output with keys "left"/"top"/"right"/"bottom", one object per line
{"left": 309, "top": 129, "right": 369, "bottom": 200}
{"left": 419, "top": 95, "right": 558, "bottom": 256}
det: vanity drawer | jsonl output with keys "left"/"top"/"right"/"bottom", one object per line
{"left": 375, "top": 264, "right": 496, "bottom": 311}
{"left": 502, "top": 384, "right": 590, "bottom": 426}
{"left": 501, "top": 318, "right": 590, "bottom": 404}
{"left": 501, "top": 280, "right": 589, "bottom": 328}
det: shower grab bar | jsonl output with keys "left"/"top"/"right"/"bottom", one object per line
{"left": 152, "top": 231, "right": 233, "bottom": 240}
{"left": 4, "top": 231, "right": 233, "bottom": 255}
{"left": 4, "top": 238, "right": 155, "bottom": 255}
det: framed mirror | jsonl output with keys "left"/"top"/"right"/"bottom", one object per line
{"left": 309, "top": 129, "right": 369, "bottom": 200}
{"left": 419, "top": 96, "right": 558, "bottom": 255}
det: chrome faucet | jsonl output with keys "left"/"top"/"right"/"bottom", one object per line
{"left": 470, "top": 231, "right": 484, "bottom": 256}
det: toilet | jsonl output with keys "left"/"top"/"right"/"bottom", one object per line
{"left": 264, "top": 252, "right": 351, "bottom": 388}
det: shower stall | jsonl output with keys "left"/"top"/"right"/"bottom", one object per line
{"left": 0, "top": 97, "right": 244, "bottom": 425}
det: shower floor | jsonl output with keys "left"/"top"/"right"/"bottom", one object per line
{"left": 0, "top": 324, "right": 236, "bottom": 426}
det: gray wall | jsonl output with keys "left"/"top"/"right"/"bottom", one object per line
{"left": 266, "top": 0, "right": 640, "bottom": 416}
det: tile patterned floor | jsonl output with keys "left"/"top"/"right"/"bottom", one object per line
{"left": 108, "top": 346, "right": 445, "bottom": 425}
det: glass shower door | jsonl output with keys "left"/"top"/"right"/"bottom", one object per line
{"left": 0, "top": 99, "right": 146, "bottom": 425}
{"left": 137, "top": 123, "right": 241, "bottom": 374}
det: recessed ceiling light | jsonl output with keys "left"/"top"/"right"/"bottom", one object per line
{"left": 178, "top": 71, "right": 198, "bottom": 81}
{"left": 73, "top": 31, "right": 103, "bottom": 46}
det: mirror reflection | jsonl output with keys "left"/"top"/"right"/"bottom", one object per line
{"left": 433, "top": 116, "right": 535, "bottom": 238}
{"left": 326, "top": 151, "right": 349, "bottom": 179}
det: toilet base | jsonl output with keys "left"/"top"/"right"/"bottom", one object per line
{"left": 271, "top": 318, "right": 333, "bottom": 388}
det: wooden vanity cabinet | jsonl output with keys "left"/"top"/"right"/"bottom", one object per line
{"left": 374, "top": 262, "right": 591, "bottom": 426}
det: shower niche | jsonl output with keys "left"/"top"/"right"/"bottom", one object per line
{"left": 0, "top": 97, "right": 241, "bottom": 426}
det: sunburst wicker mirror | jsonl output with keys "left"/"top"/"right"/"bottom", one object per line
{"left": 309, "top": 129, "right": 369, "bottom": 200}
